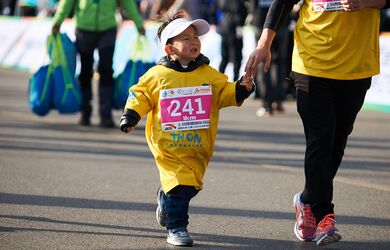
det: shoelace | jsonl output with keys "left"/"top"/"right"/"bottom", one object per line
{"left": 176, "top": 231, "right": 189, "bottom": 237}
{"left": 318, "top": 214, "right": 336, "bottom": 228}
{"left": 301, "top": 205, "right": 316, "bottom": 228}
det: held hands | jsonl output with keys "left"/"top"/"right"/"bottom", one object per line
{"left": 123, "top": 126, "right": 135, "bottom": 134}
{"left": 240, "top": 74, "right": 255, "bottom": 92}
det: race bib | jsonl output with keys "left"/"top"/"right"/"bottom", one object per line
{"left": 160, "top": 85, "right": 212, "bottom": 131}
{"left": 313, "top": 0, "right": 343, "bottom": 12}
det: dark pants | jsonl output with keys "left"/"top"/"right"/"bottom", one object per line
{"left": 291, "top": 72, "right": 371, "bottom": 222}
{"left": 255, "top": 25, "right": 289, "bottom": 108}
{"left": 76, "top": 28, "right": 116, "bottom": 121}
{"left": 219, "top": 32, "right": 243, "bottom": 81}
{"left": 160, "top": 185, "right": 199, "bottom": 230}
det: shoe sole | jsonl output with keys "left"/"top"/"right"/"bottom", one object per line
{"left": 316, "top": 231, "right": 342, "bottom": 246}
{"left": 293, "top": 193, "right": 314, "bottom": 242}
{"left": 167, "top": 237, "right": 193, "bottom": 246}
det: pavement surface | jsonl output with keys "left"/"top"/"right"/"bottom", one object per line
{"left": 0, "top": 68, "right": 389, "bottom": 249}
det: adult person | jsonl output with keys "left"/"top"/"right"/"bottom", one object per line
{"left": 17, "top": 0, "right": 38, "bottom": 16}
{"left": 249, "top": 0, "right": 289, "bottom": 117}
{"left": 216, "top": 0, "right": 248, "bottom": 81}
{"left": 52, "top": 0, "right": 144, "bottom": 128}
{"left": 245, "top": 0, "right": 390, "bottom": 246}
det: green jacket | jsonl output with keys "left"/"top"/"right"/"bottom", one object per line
{"left": 53, "top": 0, "right": 143, "bottom": 32}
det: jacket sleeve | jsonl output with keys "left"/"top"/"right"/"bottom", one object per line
{"left": 235, "top": 78, "right": 255, "bottom": 103}
{"left": 52, "top": 0, "right": 77, "bottom": 25}
{"left": 120, "top": 0, "right": 143, "bottom": 29}
{"left": 264, "top": 0, "right": 298, "bottom": 32}
{"left": 119, "top": 109, "right": 141, "bottom": 132}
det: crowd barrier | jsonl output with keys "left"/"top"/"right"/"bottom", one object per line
{"left": 0, "top": 16, "right": 389, "bottom": 112}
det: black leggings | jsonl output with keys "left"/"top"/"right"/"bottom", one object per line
{"left": 291, "top": 72, "right": 371, "bottom": 222}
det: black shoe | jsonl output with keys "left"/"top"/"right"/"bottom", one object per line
{"left": 99, "top": 119, "right": 115, "bottom": 128}
{"left": 78, "top": 117, "right": 91, "bottom": 126}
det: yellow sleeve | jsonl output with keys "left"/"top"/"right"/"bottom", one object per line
{"left": 218, "top": 81, "right": 238, "bottom": 109}
{"left": 209, "top": 69, "right": 237, "bottom": 109}
{"left": 124, "top": 71, "right": 155, "bottom": 117}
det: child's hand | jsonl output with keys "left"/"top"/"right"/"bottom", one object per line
{"left": 240, "top": 73, "right": 254, "bottom": 92}
{"left": 122, "top": 126, "right": 135, "bottom": 133}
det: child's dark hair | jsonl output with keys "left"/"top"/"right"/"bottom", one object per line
{"left": 157, "top": 11, "right": 186, "bottom": 45}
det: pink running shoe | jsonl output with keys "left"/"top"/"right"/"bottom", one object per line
{"left": 293, "top": 192, "right": 316, "bottom": 241}
{"left": 314, "top": 214, "right": 342, "bottom": 246}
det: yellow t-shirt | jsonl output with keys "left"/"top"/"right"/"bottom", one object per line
{"left": 125, "top": 64, "right": 241, "bottom": 192}
{"left": 292, "top": 0, "right": 381, "bottom": 80}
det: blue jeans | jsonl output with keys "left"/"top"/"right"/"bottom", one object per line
{"left": 159, "top": 185, "right": 199, "bottom": 230}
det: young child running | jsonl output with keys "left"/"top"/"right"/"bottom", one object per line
{"left": 119, "top": 13, "right": 254, "bottom": 247}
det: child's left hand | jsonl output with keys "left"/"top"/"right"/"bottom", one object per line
{"left": 240, "top": 74, "right": 254, "bottom": 92}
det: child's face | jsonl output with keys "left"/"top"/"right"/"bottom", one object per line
{"left": 167, "top": 25, "right": 201, "bottom": 66}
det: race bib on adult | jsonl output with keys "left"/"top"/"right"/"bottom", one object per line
{"left": 160, "top": 85, "right": 212, "bottom": 131}
{"left": 313, "top": 0, "right": 343, "bottom": 12}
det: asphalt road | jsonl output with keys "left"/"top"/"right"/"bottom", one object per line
{"left": 0, "top": 68, "right": 389, "bottom": 249}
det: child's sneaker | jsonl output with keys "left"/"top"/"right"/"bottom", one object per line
{"left": 293, "top": 192, "right": 316, "bottom": 241}
{"left": 314, "top": 214, "right": 342, "bottom": 246}
{"left": 156, "top": 187, "right": 168, "bottom": 227}
{"left": 167, "top": 228, "right": 193, "bottom": 246}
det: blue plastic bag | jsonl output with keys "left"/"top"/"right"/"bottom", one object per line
{"left": 47, "top": 33, "right": 76, "bottom": 75}
{"left": 28, "top": 65, "right": 54, "bottom": 116}
{"left": 113, "top": 35, "right": 155, "bottom": 109}
{"left": 113, "top": 60, "right": 154, "bottom": 109}
{"left": 48, "top": 34, "right": 81, "bottom": 114}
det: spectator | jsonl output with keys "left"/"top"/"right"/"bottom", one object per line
{"left": 216, "top": 0, "right": 248, "bottom": 81}
{"left": 1, "top": 0, "right": 17, "bottom": 15}
{"left": 148, "top": 0, "right": 176, "bottom": 20}
{"left": 249, "top": 0, "right": 290, "bottom": 117}
{"left": 52, "top": 0, "right": 145, "bottom": 128}
{"left": 16, "top": 0, "right": 38, "bottom": 16}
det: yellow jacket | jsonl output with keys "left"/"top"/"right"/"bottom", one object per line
{"left": 122, "top": 55, "right": 252, "bottom": 192}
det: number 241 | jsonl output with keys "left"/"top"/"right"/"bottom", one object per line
{"left": 169, "top": 98, "right": 206, "bottom": 117}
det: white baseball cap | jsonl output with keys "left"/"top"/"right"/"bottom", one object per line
{"left": 160, "top": 18, "right": 210, "bottom": 50}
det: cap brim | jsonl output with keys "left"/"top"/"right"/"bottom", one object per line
{"left": 160, "top": 18, "right": 210, "bottom": 50}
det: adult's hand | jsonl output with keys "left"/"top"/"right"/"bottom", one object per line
{"left": 137, "top": 26, "right": 146, "bottom": 36}
{"left": 52, "top": 24, "right": 60, "bottom": 34}
{"left": 244, "top": 28, "right": 276, "bottom": 78}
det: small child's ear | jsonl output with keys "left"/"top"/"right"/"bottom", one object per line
{"left": 164, "top": 44, "right": 173, "bottom": 55}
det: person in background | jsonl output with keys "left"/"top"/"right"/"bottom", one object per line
{"left": 381, "top": 8, "right": 390, "bottom": 31}
{"left": 216, "top": 0, "right": 248, "bottom": 81}
{"left": 119, "top": 13, "right": 254, "bottom": 246}
{"left": 52, "top": 0, "right": 145, "bottom": 128}
{"left": 1, "top": 0, "right": 17, "bottom": 15}
{"left": 245, "top": 0, "right": 390, "bottom": 246}
{"left": 17, "top": 0, "right": 38, "bottom": 16}
{"left": 249, "top": 0, "right": 290, "bottom": 117}
{"left": 148, "top": 0, "right": 176, "bottom": 20}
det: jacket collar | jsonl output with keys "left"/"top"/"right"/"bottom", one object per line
{"left": 158, "top": 54, "right": 210, "bottom": 72}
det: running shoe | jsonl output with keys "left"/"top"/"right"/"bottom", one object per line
{"left": 256, "top": 107, "right": 273, "bottom": 117}
{"left": 314, "top": 214, "right": 342, "bottom": 246}
{"left": 167, "top": 228, "right": 193, "bottom": 246}
{"left": 293, "top": 192, "right": 316, "bottom": 241}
